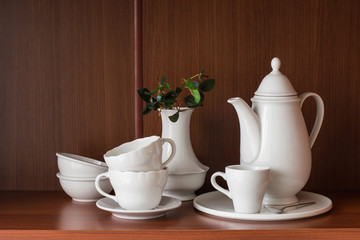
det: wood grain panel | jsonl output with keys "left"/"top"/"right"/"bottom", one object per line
{"left": 142, "top": 0, "right": 360, "bottom": 193}
{"left": 1, "top": 0, "right": 359, "bottom": 191}
{"left": 0, "top": 0, "right": 134, "bottom": 190}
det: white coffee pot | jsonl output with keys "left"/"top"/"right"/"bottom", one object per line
{"left": 228, "top": 57, "right": 324, "bottom": 205}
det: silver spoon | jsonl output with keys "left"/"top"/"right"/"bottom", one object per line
{"left": 264, "top": 201, "right": 316, "bottom": 214}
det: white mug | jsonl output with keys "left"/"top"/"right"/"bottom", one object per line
{"left": 104, "top": 136, "right": 176, "bottom": 172}
{"left": 95, "top": 168, "right": 168, "bottom": 210}
{"left": 211, "top": 165, "right": 270, "bottom": 213}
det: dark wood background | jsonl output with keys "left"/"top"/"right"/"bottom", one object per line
{"left": 0, "top": 0, "right": 359, "bottom": 192}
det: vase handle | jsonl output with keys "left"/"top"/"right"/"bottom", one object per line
{"left": 160, "top": 138, "right": 176, "bottom": 168}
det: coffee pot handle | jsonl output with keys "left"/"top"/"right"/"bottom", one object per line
{"left": 299, "top": 92, "right": 324, "bottom": 148}
{"left": 160, "top": 138, "right": 176, "bottom": 168}
{"left": 211, "top": 172, "right": 232, "bottom": 199}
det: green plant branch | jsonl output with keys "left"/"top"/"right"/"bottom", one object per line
{"left": 137, "top": 67, "right": 215, "bottom": 122}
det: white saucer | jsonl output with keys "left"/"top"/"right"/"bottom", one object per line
{"left": 193, "top": 191, "right": 332, "bottom": 221}
{"left": 96, "top": 196, "right": 182, "bottom": 220}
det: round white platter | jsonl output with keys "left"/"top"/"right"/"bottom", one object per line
{"left": 96, "top": 196, "right": 181, "bottom": 220}
{"left": 193, "top": 191, "right": 332, "bottom": 221}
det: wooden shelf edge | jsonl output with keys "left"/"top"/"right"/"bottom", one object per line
{"left": 1, "top": 229, "right": 360, "bottom": 240}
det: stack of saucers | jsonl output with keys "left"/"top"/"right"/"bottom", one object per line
{"left": 56, "top": 153, "right": 112, "bottom": 202}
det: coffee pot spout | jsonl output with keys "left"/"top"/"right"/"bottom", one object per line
{"left": 228, "top": 97, "right": 261, "bottom": 164}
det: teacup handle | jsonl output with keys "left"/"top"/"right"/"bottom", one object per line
{"left": 160, "top": 138, "right": 176, "bottom": 168}
{"left": 211, "top": 172, "right": 231, "bottom": 199}
{"left": 95, "top": 172, "right": 116, "bottom": 201}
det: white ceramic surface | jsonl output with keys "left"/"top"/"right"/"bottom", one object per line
{"left": 96, "top": 196, "right": 181, "bottom": 220}
{"left": 56, "top": 152, "right": 108, "bottom": 178}
{"left": 95, "top": 168, "right": 168, "bottom": 210}
{"left": 211, "top": 165, "right": 270, "bottom": 213}
{"left": 227, "top": 57, "right": 324, "bottom": 205}
{"left": 163, "top": 170, "right": 208, "bottom": 201}
{"left": 254, "top": 57, "right": 297, "bottom": 96}
{"left": 56, "top": 172, "right": 112, "bottom": 202}
{"left": 193, "top": 191, "right": 332, "bottom": 221}
{"left": 104, "top": 136, "right": 176, "bottom": 172}
{"left": 160, "top": 108, "right": 209, "bottom": 201}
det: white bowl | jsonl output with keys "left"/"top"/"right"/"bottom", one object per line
{"left": 57, "top": 153, "right": 108, "bottom": 178}
{"left": 57, "top": 172, "right": 112, "bottom": 202}
{"left": 163, "top": 170, "right": 208, "bottom": 201}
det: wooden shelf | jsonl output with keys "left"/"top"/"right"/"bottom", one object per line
{"left": 1, "top": 191, "right": 360, "bottom": 239}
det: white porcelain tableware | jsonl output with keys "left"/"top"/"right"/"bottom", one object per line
{"left": 104, "top": 136, "right": 176, "bottom": 172}
{"left": 193, "top": 191, "right": 332, "bottom": 221}
{"left": 211, "top": 165, "right": 270, "bottom": 213}
{"left": 56, "top": 172, "right": 112, "bottom": 202}
{"left": 96, "top": 196, "right": 182, "bottom": 220}
{"left": 264, "top": 201, "right": 316, "bottom": 214}
{"left": 95, "top": 168, "right": 168, "bottom": 210}
{"left": 162, "top": 170, "right": 208, "bottom": 201}
{"left": 160, "top": 108, "right": 209, "bottom": 201}
{"left": 228, "top": 57, "right": 324, "bottom": 205}
{"left": 56, "top": 152, "right": 108, "bottom": 178}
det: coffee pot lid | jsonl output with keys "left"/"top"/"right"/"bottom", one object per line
{"left": 255, "top": 57, "right": 297, "bottom": 96}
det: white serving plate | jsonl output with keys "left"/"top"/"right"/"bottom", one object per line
{"left": 96, "top": 196, "right": 181, "bottom": 220}
{"left": 193, "top": 191, "right": 332, "bottom": 221}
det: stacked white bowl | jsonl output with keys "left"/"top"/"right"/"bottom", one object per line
{"left": 56, "top": 153, "right": 112, "bottom": 202}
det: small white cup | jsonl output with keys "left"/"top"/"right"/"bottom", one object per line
{"left": 95, "top": 168, "right": 168, "bottom": 210}
{"left": 211, "top": 165, "right": 270, "bottom": 213}
{"left": 104, "top": 136, "right": 176, "bottom": 172}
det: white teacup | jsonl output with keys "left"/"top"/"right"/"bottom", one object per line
{"left": 104, "top": 136, "right": 176, "bottom": 172}
{"left": 95, "top": 168, "right": 168, "bottom": 210}
{"left": 211, "top": 165, "right": 270, "bottom": 213}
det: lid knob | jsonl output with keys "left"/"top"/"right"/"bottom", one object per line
{"left": 271, "top": 57, "right": 281, "bottom": 72}
{"left": 254, "top": 57, "right": 297, "bottom": 96}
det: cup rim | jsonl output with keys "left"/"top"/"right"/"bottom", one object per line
{"left": 104, "top": 135, "right": 160, "bottom": 159}
{"left": 56, "top": 172, "right": 109, "bottom": 182}
{"left": 57, "top": 152, "right": 108, "bottom": 169}
{"left": 226, "top": 164, "right": 270, "bottom": 172}
{"left": 107, "top": 167, "right": 168, "bottom": 174}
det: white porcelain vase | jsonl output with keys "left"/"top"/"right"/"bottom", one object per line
{"left": 160, "top": 108, "right": 209, "bottom": 201}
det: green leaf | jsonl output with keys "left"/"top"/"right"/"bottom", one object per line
{"left": 176, "top": 87, "right": 182, "bottom": 95}
{"left": 199, "top": 78, "right": 215, "bottom": 92}
{"left": 162, "top": 96, "right": 176, "bottom": 104}
{"left": 169, "top": 111, "right": 179, "bottom": 122}
{"left": 193, "top": 89, "right": 201, "bottom": 103}
{"left": 137, "top": 88, "right": 151, "bottom": 102}
{"left": 160, "top": 76, "right": 167, "bottom": 85}
{"left": 141, "top": 105, "right": 152, "bottom": 115}
{"left": 164, "top": 89, "right": 176, "bottom": 98}
{"left": 147, "top": 86, "right": 162, "bottom": 95}
{"left": 185, "top": 95, "right": 200, "bottom": 108}
{"left": 200, "top": 67, "right": 205, "bottom": 81}
{"left": 164, "top": 83, "right": 171, "bottom": 90}
{"left": 199, "top": 90, "right": 204, "bottom": 103}
{"left": 185, "top": 78, "right": 196, "bottom": 90}
{"left": 146, "top": 83, "right": 171, "bottom": 96}
{"left": 146, "top": 101, "right": 160, "bottom": 110}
